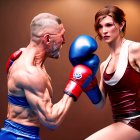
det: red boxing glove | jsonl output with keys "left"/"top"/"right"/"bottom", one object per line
{"left": 64, "top": 64, "right": 93, "bottom": 101}
{"left": 6, "top": 49, "right": 22, "bottom": 73}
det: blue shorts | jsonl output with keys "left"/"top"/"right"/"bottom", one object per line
{"left": 0, "top": 120, "right": 40, "bottom": 140}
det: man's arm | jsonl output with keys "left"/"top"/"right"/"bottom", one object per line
{"left": 17, "top": 68, "right": 73, "bottom": 130}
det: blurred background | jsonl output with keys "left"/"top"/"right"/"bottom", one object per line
{"left": 0, "top": 0, "right": 140, "bottom": 140}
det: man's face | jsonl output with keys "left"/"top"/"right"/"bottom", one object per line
{"left": 47, "top": 24, "right": 65, "bottom": 59}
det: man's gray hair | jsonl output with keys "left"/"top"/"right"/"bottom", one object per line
{"left": 30, "top": 13, "right": 62, "bottom": 41}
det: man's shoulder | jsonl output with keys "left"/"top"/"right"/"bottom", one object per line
{"left": 11, "top": 66, "right": 44, "bottom": 90}
{"left": 12, "top": 66, "right": 41, "bottom": 82}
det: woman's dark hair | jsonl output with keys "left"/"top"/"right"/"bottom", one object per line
{"left": 94, "top": 5, "right": 126, "bottom": 39}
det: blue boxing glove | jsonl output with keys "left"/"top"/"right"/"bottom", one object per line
{"left": 69, "top": 34, "right": 98, "bottom": 66}
{"left": 84, "top": 77, "right": 102, "bottom": 104}
{"left": 81, "top": 54, "right": 102, "bottom": 104}
{"left": 82, "top": 54, "right": 100, "bottom": 77}
{"left": 69, "top": 34, "right": 102, "bottom": 104}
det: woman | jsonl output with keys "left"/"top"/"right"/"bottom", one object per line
{"left": 85, "top": 5, "right": 140, "bottom": 140}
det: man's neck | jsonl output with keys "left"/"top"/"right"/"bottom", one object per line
{"left": 26, "top": 42, "right": 48, "bottom": 68}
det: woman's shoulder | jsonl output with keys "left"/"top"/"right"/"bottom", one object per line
{"left": 127, "top": 39, "right": 140, "bottom": 53}
{"left": 127, "top": 40, "right": 140, "bottom": 72}
{"left": 126, "top": 39, "right": 140, "bottom": 46}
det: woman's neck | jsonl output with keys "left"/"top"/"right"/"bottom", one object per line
{"left": 109, "top": 37, "right": 126, "bottom": 56}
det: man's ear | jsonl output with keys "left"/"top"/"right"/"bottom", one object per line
{"left": 41, "top": 34, "right": 50, "bottom": 44}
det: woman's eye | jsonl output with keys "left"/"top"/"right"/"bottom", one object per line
{"left": 106, "top": 23, "right": 113, "bottom": 27}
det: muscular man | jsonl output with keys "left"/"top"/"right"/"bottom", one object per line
{"left": 0, "top": 13, "right": 73, "bottom": 140}
{"left": 0, "top": 13, "right": 100, "bottom": 140}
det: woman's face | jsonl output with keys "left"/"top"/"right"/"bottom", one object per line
{"left": 98, "top": 15, "right": 121, "bottom": 43}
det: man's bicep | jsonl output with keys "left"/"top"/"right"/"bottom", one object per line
{"left": 24, "top": 87, "right": 55, "bottom": 128}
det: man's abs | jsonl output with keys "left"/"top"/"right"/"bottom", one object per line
{"left": 7, "top": 104, "right": 40, "bottom": 127}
